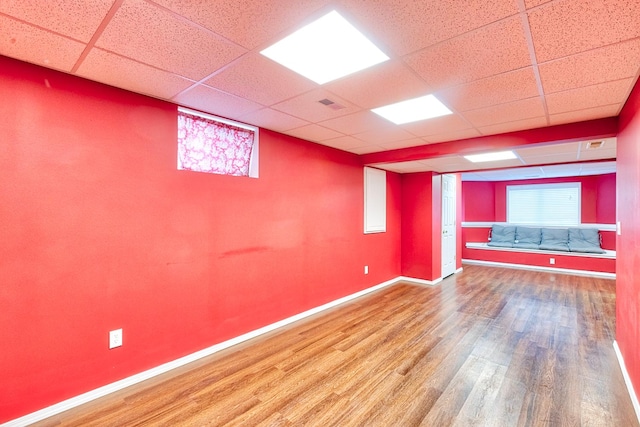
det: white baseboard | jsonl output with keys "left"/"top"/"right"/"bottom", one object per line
{"left": 397, "top": 275, "right": 442, "bottom": 286}
{"left": 613, "top": 341, "right": 640, "bottom": 424}
{"left": 461, "top": 259, "right": 616, "bottom": 279}
{"left": 397, "top": 270, "right": 464, "bottom": 287}
{"left": 6, "top": 275, "right": 426, "bottom": 427}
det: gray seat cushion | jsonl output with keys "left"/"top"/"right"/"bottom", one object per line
{"left": 488, "top": 224, "right": 515, "bottom": 248}
{"left": 513, "top": 227, "right": 541, "bottom": 249}
{"left": 539, "top": 228, "right": 569, "bottom": 251}
{"left": 568, "top": 228, "right": 605, "bottom": 253}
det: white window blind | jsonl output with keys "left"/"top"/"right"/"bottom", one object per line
{"left": 507, "top": 183, "right": 581, "bottom": 226}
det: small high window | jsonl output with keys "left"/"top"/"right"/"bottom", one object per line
{"left": 177, "top": 107, "right": 259, "bottom": 178}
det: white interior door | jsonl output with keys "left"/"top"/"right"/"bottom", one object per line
{"left": 441, "top": 174, "right": 456, "bottom": 278}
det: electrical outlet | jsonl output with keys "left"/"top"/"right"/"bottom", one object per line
{"left": 549, "top": 258, "right": 555, "bottom": 265}
{"left": 364, "top": 265, "right": 369, "bottom": 275}
{"left": 109, "top": 329, "right": 123, "bottom": 349}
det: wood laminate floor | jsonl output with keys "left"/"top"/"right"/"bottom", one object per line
{"left": 33, "top": 265, "right": 638, "bottom": 426}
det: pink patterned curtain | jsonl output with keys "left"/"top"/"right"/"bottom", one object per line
{"left": 178, "top": 111, "right": 255, "bottom": 176}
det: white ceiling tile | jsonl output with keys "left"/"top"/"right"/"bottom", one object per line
{"left": 271, "top": 89, "right": 361, "bottom": 122}
{"left": 77, "top": 48, "right": 195, "bottom": 99}
{"left": 95, "top": 0, "right": 246, "bottom": 80}
{"left": 283, "top": 124, "right": 343, "bottom": 142}
{"left": 0, "top": 15, "right": 85, "bottom": 72}
{"left": 238, "top": 108, "right": 309, "bottom": 132}
{"left": 204, "top": 53, "right": 317, "bottom": 106}
{"left": 174, "top": 84, "right": 264, "bottom": 119}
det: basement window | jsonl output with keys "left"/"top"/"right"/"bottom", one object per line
{"left": 507, "top": 182, "right": 581, "bottom": 226}
{"left": 177, "top": 107, "right": 259, "bottom": 178}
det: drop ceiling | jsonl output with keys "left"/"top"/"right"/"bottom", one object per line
{"left": 1, "top": 0, "right": 637, "bottom": 177}
{"left": 375, "top": 138, "right": 617, "bottom": 177}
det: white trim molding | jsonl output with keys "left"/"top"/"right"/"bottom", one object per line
{"left": 614, "top": 341, "right": 640, "bottom": 425}
{"left": 462, "top": 221, "right": 617, "bottom": 231}
{"left": 397, "top": 276, "right": 442, "bottom": 286}
{"left": 461, "top": 259, "right": 616, "bottom": 279}
{"left": 5, "top": 275, "right": 442, "bottom": 427}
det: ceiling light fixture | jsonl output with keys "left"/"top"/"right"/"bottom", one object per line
{"left": 464, "top": 151, "right": 517, "bottom": 163}
{"left": 371, "top": 94, "right": 452, "bottom": 125}
{"left": 260, "top": 10, "right": 389, "bottom": 85}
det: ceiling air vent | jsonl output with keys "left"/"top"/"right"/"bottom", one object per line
{"left": 318, "top": 98, "right": 346, "bottom": 110}
{"left": 586, "top": 140, "right": 605, "bottom": 149}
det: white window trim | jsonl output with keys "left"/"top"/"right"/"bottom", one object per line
{"left": 178, "top": 107, "right": 259, "bottom": 178}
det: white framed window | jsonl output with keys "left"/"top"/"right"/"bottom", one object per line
{"left": 507, "top": 182, "right": 581, "bottom": 226}
{"left": 364, "top": 167, "right": 386, "bottom": 233}
{"left": 177, "top": 107, "right": 259, "bottom": 178}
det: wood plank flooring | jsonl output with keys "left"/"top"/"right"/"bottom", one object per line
{"left": 33, "top": 265, "right": 638, "bottom": 426}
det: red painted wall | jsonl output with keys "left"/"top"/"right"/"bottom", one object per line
{"left": 464, "top": 248, "right": 615, "bottom": 274}
{"left": 462, "top": 181, "right": 496, "bottom": 222}
{"left": 0, "top": 57, "right": 401, "bottom": 422}
{"left": 462, "top": 175, "right": 616, "bottom": 227}
{"left": 616, "top": 77, "right": 640, "bottom": 406}
{"left": 401, "top": 172, "right": 442, "bottom": 281}
{"left": 493, "top": 176, "right": 605, "bottom": 223}
{"left": 597, "top": 173, "right": 617, "bottom": 223}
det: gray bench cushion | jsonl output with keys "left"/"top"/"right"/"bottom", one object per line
{"left": 488, "top": 224, "right": 515, "bottom": 248}
{"left": 539, "top": 228, "right": 569, "bottom": 251}
{"left": 514, "top": 227, "right": 541, "bottom": 249}
{"left": 484, "top": 224, "right": 607, "bottom": 254}
{"left": 568, "top": 228, "right": 605, "bottom": 253}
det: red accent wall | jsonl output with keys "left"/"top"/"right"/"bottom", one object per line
{"left": 462, "top": 175, "right": 617, "bottom": 226}
{"left": 401, "top": 172, "right": 442, "bottom": 281}
{"left": 597, "top": 173, "right": 617, "bottom": 223}
{"left": 464, "top": 248, "right": 615, "bottom": 274}
{"left": 0, "top": 57, "right": 401, "bottom": 422}
{"left": 461, "top": 181, "right": 496, "bottom": 222}
{"left": 617, "top": 77, "right": 640, "bottom": 406}
{"left": 492, "top": 176, "right": 605, "bottom": 223}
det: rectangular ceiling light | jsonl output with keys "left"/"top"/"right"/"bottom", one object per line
{"left": 260, "top": 10, "right": 389, "bottom": 85}
{"left": 464, "top": 151, "right": 517, "bottom": 163}
{"left": 371, "top": 94, "right": 452, "bottom": 125}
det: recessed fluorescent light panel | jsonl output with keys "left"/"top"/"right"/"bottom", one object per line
{"left": 464, "top": 151, "right": 517, "bottom": 163}
{"left": 260, "top": 10, "right": 389, "bottom": 84}
{"left": 371, "top": 94, "right": 452, "bottom": 125}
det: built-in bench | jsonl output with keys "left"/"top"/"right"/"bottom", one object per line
{"left": 463, "top": 224, "right": 616, "bottom": 277}
{"left": 488, "top": 224, "right": 607, "bottom": 254}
